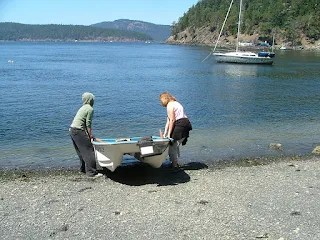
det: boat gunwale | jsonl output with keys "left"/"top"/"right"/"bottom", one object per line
{"left": 92, "top": 136, "right": 172, "bottom": 145}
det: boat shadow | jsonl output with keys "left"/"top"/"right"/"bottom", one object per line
{"left": 103, "top": 161, "right": 208, "bottom": 186}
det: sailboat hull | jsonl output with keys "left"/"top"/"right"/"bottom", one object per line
{"left": 213, "top": 52, "right": 274, "bottom": 65}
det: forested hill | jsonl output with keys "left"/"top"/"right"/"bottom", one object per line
{"left": 91, "top": 19, "right": 171, "bottom": 42}
{"left": 168, "top": 0, "right": 319, "bottom": 49}
{"left": 0, "top": 22, "right": 152, "bottom": 42}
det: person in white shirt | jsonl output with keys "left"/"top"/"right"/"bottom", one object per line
{"left": 159, "top": 92, "right": 192, "bottom": 169}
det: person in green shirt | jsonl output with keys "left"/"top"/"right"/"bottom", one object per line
{"left": 69, "top": 92, "right": 102, "bottom": 177}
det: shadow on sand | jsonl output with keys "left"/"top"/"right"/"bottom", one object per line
{"left": 103, "top": 161, "right": 208, "bottom": 186}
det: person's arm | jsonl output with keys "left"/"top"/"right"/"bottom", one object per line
{"left": 87, "top": 128, "right": 94, "bottom": 142}
{"left": 86, "top": 108, "right": 94, "bottom": 141}
{"left": 163, "top": 117, "right": 170, "bottom": 137}
{"left": 164, "top": 103, "right": 175, "bottom": 138}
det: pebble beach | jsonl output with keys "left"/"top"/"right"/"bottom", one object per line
{"left": 1, "top": 156, "right": 320, "bottom": 240}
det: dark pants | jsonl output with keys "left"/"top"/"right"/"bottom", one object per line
{"left": 69, "top": 128, "right": 97, "bottom": 176}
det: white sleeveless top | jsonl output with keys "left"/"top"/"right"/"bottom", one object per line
{"left": 167, "top": 101, "right": 187, "bottom": 121}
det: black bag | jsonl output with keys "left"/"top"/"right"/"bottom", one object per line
{"left": 137, "top": 136, "right": 168, "bottom": 157}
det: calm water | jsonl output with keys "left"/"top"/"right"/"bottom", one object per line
{"left": 1, "top": 42, "right": 320, "bottom": 169}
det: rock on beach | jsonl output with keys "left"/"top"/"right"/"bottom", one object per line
{"left": 1, "top": 156, "right": 320, "bottom": 240}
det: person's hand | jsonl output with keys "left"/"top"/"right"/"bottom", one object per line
{"left": 95, "top": 138, "right": 103, "bottom": 143}
{"left": 159, "top": 129, "right": 164, "bottom": 138}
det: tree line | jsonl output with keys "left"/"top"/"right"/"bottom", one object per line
{"left": 0, "top": 22, "right": 153, "bottom": 41}
{"left": 171, "top": 0, "right": 319, "bottom": 45}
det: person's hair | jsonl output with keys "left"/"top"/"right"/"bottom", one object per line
{"left": 159, "top": 92, "right": 176, "bottom": 107}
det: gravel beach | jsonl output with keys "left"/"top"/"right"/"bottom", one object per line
{"left": 1, "top": 156, "right": 320, "bottom": 240}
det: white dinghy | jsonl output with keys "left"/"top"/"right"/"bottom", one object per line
{"left": 92, "top": 136, "right": 171, "bottom": 172}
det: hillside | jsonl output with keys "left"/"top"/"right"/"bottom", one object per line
{"left": 0, "top": 22, "right": 152, "bottom": 42}
{"left": 91, "top": 19, "right": 171, "bottom": 42}
{"left": 167, "top": 0, "right": 320, "bottom": 49}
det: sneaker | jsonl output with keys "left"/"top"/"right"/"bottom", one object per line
{"left": 168, "top": 162, "right": 180, "bottom": 168}
{"left": 172, "top": 166, "right": 182, "bottom": 172}
{"left": 89, "top": 173, "right": 104, "bottom": 178}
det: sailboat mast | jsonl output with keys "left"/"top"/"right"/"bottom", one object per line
{"left": 236, "top": 0, "right": 242, "bottom": 52}
{"left": 272, "top": 34, "right": 275, "bottom": 52}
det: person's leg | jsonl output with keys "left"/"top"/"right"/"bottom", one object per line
{"left": 168, "top": 138, "right": 185, "bottom": 167}
{"left": 70, "top": 128, "right": 98, "bottom": 176}
{"left": 169, "top": 140, "right": 178, "bottom": 167}
{"left": 70, "top": 135, "right": 86, "bottom": 173}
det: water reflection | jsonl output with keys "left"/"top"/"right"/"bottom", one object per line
{"left": 218, "top": 63, "right": 259, "bottom": 77}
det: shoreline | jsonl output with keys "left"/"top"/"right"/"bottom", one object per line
{"left": 0, "top": 153, "right": 317, "bottom": 180}
{"left": 1, "top": 155, "right": 319, "bottom": 239}
{"left": 166, "top": 41, "right": 320, "bottom": 51}
{"left": 1, "top": 40, "right": 319, "bottom": 51}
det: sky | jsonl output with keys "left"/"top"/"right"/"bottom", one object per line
{"left": 0, "top": 0, "right": 199, "bottom": 26}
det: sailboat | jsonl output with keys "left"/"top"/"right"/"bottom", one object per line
{"left": 212, "top": 0, "right": 275, "bottom": 64}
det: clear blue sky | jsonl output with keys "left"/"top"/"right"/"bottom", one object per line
{"left": 0, "top": 0, "right": 199, "bottom": 26}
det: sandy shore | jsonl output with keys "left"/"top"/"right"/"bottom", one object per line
{"left": 1, "top": 156, "right": 320, "bottom": 240}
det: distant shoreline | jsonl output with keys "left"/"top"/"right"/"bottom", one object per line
{"left": 0, "top": 39, "right": 154, "bottom": 43}
{"left": 1, "top": 39, "right": 318, "bottom": 51}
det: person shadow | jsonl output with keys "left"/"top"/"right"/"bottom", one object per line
{"left": 103, "top": 161, "right": 208, "bottom": 186}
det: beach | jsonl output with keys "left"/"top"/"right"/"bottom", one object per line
{"left": 1, "top": 156, "right": 320, "bottom": 240}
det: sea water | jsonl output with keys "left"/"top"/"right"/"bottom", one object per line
{"left": 1, "top": 42, "right": 320, "bottom": 169}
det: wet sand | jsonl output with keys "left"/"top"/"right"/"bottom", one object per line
{"left": 1, "top": 156, "right": 320, "bottom": 240}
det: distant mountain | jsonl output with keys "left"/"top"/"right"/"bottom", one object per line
{"left": 0, "top": 22, "right": 152, "bottom": 42}
{"left": 91, "top": 19, "right": 171, "bottom": 42}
